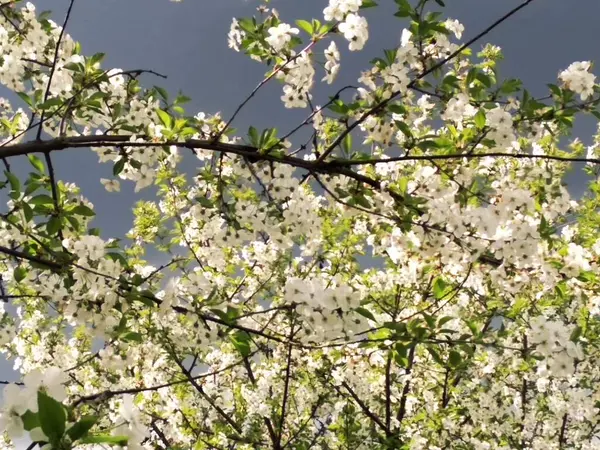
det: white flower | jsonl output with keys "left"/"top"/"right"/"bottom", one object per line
{"left": 100, "top": 178, "right": 120, "bottom": 192}
{"left": 265, "top": 23, "right": 299, "bottom": 52}
{"left": 441, "top": 93, "right": 476, "bottom": 124}
{"left": 486, "top": 106, "right": 513, "bottom": 130}
{"left": 227, "top": 18, "right": 244, "bottom": 52}
{"left": 586, "top": 143, "right": 598, "bottom": 166}
{"left": 559, "top": 61, "right": 596, "bottom": 100}
{"left": 0, "top": 384, "right": 36, "bottom": 440}
{"left": 338, "top": 14, "right": 369, "bottom": 51}
{"left": 548, "top": 352, "right": 576, "bottom": 377}
{"left": 114, "top": 395, "right": 148, "bottom": 450}
{"left": 322, "top": 41, "right": 340, "bottom": 84}
{"left": 68, "top": 54, "right": 84, "bottom": 64}
{"left": 444, "top": 19, "right": 464, "bottom": 39}
{"left": 23, "top": 366, "right": 68, "bottom": 402}
{"left": 324, "top": 0, "right": 362, "bottom": 22}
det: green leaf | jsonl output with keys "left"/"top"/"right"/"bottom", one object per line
{"left": 30, "top": 194, "right": 54, "bottom": 206}
{"left": 25, "top": 182, "right": 41, "bottom": 196}
{"left": 113, "top": 159, "right": 125, "bottom": 176}
{"left": 426, "top": 346, "right": 445, "bottom": 365}
{"left": 437, "top": 316, "right": 454, "bottom": 328}
{"left": 434, "top": 0, "right": 445, "bottom": 5}
{"left": 394, "top": 343, "right": 409, "bottom": 368}
{"left": 394, "top": 121, "right": 412, "bottom": 138}
{"left": 38, "top": 391, "right": 66, "bottom": 444}
{"left": 80, "top": 435, "right": 129, "bottom": 445}
{"left": 90, "top": 52, "right": 106, "bottom": 65}
{"left": 174, "top": 94, "right": 191, "bottom": 105}
{"left": 342, "top": 133, "right": 352, "bottom": 154}
{"left": 248, "top": 126, "right": 259, "bottom": 147}
{"left": 355, "top": 307, "right": 376, "bottom": 322}
{"left": 46, "top": 216, "right": 61, "bottom": 235}
{"left": 570, "top": 326, "right": 582, "bottom": 342}
{"left": 5, "top": 170, "right": 20, "bottom": 193}
{"left": 397, "top": 177, "right": 408, "bottom": 195}
{"left": 448, "top": 350, "right": 462, "bottom": 368}
{"left": 474, "top": 109, "right": 486, "bottom": 130}
{"left": 121, "top": 331, "right": 143, "bottom": 343}
{"left": 394, "top": 0, "right": 413, "bottom": 17}
{"left": 499, "top": 78, "right": 522, "bottom": 94}
{"left": 231, "top": 331, "right": 251, "bottom": 357}
{"left": 433, "top": 277, "right": 449, "bottom": 300}
{"left": 154, "top": 86, "right": 169, "bottom": 101}
{"left": 106, "top": 252, "right": 128, "bottom": 268}
{"left": 441, "top": 75, "right": 460, "bottom": 91}
{"left": 38, "top": 97, "right": 63, "bottom": 110}
{"left": 475, "top": 71, "right": 492, "bottom": 89}
{"left": 295, "top": 19, "right": 313, "bottom": 35}
{"left": 22, "top": 203, "right": 33, "bottom": 223}
{"left": 17, "top": 92, "right": 33, "bottom": 107}
{"left": 64, "top": 62, "right": 83, "bottom": 71}
{"left": 130, "top": 290, "right": 156, "bottom": 307}
{"left": 14, "top": 266, "right": 27, "bottom": 282}
{"left": 416, "top": 140, "right": 440, "bottom": 151}
{"left": 22, "top": 411, "right": 40, "bottom": 431}
{"left": 67, "top": 416, "right": 98, "bottom": 441}
{"left": 548, "top": 83, "right": 562, "bottom": 98}
{"left": 384, "top": 321, "right": 407, "bottom": 334}
{"left": 28, "top": 155, "right": 45, "bottom": 173}
{"left": 72, "top": 204, "right": 96, "bottom": 217}
{"left": 360, "top": 0, "right": 378, "bottom": 8}
{"left": 352, "top": 194, "right": 371, "bottom": 209}
{"left": 156, "top": 109, "right": 172, "bottom": 128}
{"left": 466, "top": 68, "right": 478, "bottom": 87}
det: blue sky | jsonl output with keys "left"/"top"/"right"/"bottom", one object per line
{"left": 1, "top": 0, "right": 600, "bottom": 386}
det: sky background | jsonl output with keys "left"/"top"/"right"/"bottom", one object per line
{"left": 2, "top": 0, "right": 600, "bottom": 407}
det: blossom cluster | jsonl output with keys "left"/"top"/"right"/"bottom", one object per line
{"left": 0, "top": 1, "right": 598, "bottom": 449}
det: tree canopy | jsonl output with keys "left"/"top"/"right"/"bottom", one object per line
{"left": 1, "top": 0, "right": 600, "bottom": 449}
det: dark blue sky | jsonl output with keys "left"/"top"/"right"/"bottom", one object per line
{"left": 2, "top": 0, "right": 600, "bottom": 379}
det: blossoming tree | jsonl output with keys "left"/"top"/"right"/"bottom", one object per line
{"left": 1, "top": 0, "right": 600, "bottom": 448}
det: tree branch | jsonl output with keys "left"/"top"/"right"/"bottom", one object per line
{"left": 36, "top": 0, "right": 76, "bottom": 140}
{"left": 316, "top": 0, "right": 538, "bottom": 163}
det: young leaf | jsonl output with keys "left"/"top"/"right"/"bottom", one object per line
{"left": 38, "top": 391, "right": 66, "bottom": 444}
{"left": 14, "top": 266, "right": 27, "bottom": 283}
{"left": 474, "top": 109, "right": 486, "bottom": 130}
{"left": 355, "top": 306, "right": 376, "bottom": 322}
{"left": 156, "top": 109, "right": 172, "bottom": 128}
{"left": 433, "top": 277, "right": 449, "bottom": 300}
{"left": 360, "top": 0, "right": 378, "bottom": 8}
{"left": 72, "top": 205, "right": 96, "bottom": 217}
{"left": 231, "top": 331, "right": 251, "bottom": 357}
{"left": 113, "top": 158, "right": 126, "bottom": 176}
{"left": 28, "top": 155, "right": 45, "bottom": 173}
{"left": 448, "top": 350, "right": 462, "bottom": 368}
{"left": 154, "top": 86, "right": 169, "bottom": 101}
{"left": 17, "top": 92, "right": 33, "bottom": 107}
{"left": 80, "top": 435, "right": 129, "bottom": 445}
{"left": 295, "top": 19, "right": 313, "bottom": 35}
{"left": 121, "top": 331, "right": 143, "bottom": 343}
{"left": 67, "top": 416, "right": 99, "bottom": 441}
{"left": 4, "top": 170, "right": 20, "bottom": 193}
{"left": 46, "top": 216, "right": 62, "bottom": 235}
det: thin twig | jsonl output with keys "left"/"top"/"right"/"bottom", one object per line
{"left": 36, "top": 0, "right": 76, "bottom": 140}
